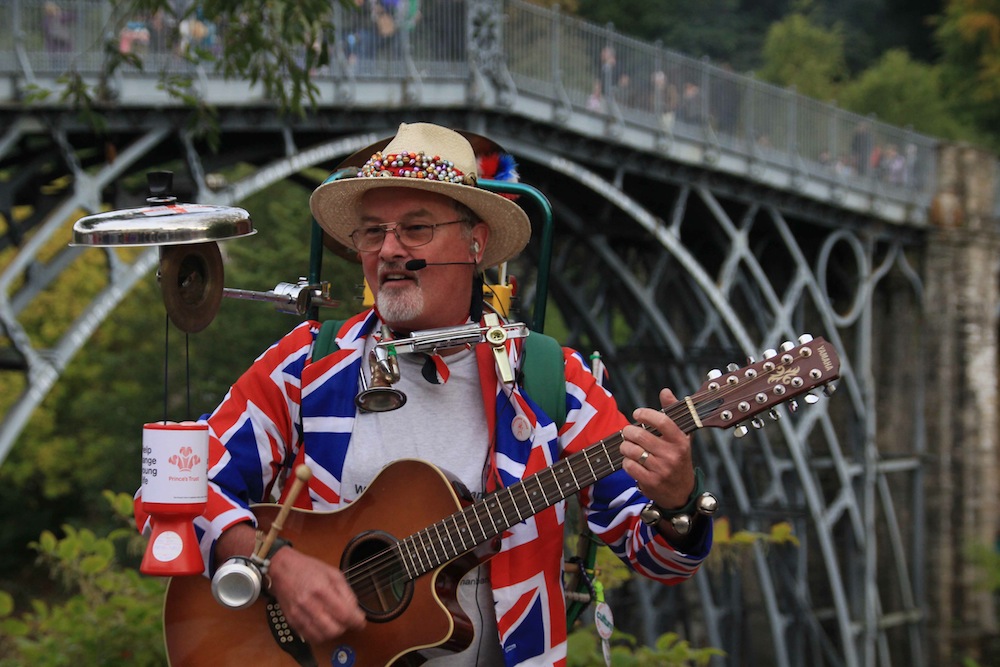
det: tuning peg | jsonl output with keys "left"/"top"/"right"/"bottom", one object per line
{"left": 763, "top": 348, "right": 777, "bottom": 359}
{"left": 733, "top": 424, "right": 749, "bottom": 438}
{"left": 823, "top": 382, "right": 837, "bottom": 397}
{"left": 780, "top": 340, "right": 796, "bottom": 352}
{"left": 751, "top": 417, "right": 765, "bottom": 429}
{"left": 745, "top": 355, "right": 756, "bottom": 365}
{"left": 804, "top": 391, "right": 821, "bottom": 405}
{"left": 726, "top": 362, "right": 740, "bottom": 372}
{"left": 707, "top": 368, "right": 722, "bottom": 380}
{"left": 798, "top": 333, "right": 813, "bottom": 344}
{"left": 768, "top": 408, "right": 781, "bottom": 421}
{"left": 788, "top": 400, "right": 799, "bottom": 413}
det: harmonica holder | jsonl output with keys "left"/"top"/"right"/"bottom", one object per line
{"left": 355, "top": 316, "right": 529, "bottom": 413}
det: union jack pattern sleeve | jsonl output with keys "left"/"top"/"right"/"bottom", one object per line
{"left": 135, "top": 319, "right": 321, "bottom": 572}
{"left": 560, "top": 349, "right": 713, "bottom": 581}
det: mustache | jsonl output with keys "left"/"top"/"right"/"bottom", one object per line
{"left": 377, "top": 261, "right": 419, "bottom": 283}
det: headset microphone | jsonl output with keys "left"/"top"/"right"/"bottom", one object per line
{"left": 405, "top": 259, "right": 477, "bottom": 271}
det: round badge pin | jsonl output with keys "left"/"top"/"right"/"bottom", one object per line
{"left": 511, "top": 414, "right": 533, "bottom": 441}
{"left": 331, "top": 646, "right": 355, "bottom": 666}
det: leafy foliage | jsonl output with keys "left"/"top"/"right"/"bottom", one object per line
{"left": 6, "top": 0, "right": 1000, "bottom": 660}
{"left": 757, "top": 12, "right": 848, "bottom": 100}
{"left": 935, "top": 0, "right": 1000, "bottom": 148}
{"left": 966, "top": 540, "right": 1000, "bottom": 595}
{"left": 705, "top": 517, "right": 801, "bottom": 571}
{"left": 564, "top": 540, "right": 725, "bottom": 666}
{"left": 0, "top": 491, "right": 166, "bottom": 667}
{"left": 50, "top": 0, "right": 356, "bottom": 122}
{"left": 575, "top": 0, "right": 789, "bottom": 72}
{"left": 0, "top": 171, "right": 363, "bottom": 597}
{"left": 567, "top": 626, "right": 725, "bottom": 667}
{"left": 838, "top": 49, "right": 970, "bottom": 139}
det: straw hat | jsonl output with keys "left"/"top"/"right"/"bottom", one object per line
{"left": 309, "top": 123, "right": 531, "bottom": 269}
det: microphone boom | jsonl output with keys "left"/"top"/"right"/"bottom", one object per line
{"left": 404, "top": 259, "right": 476, "bottom": 271}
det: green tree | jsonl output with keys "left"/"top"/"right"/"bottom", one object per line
{"left": 48, "top": 0, "right": 357, "bottom": 122}
{"left": 757, "top": 12, "right": 848, "bottom": 100}
{"left": 576, "top": 0, "right": 791, "bottom": 72}
{"left": 838, "top": 48, "right": 968, "bottom": 139}
{"left": 0, "top": 170, "right": 362, "bottom": 599}
{"left": 934, "top": 0, "right": 1000, "bottom": 148}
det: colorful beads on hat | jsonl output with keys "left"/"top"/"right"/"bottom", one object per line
{"left": 358, "top": 151, "right": 468, "bottom": 183}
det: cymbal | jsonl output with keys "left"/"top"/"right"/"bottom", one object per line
{"left": 158, "top": 242, "right": 225, "bottom": 334}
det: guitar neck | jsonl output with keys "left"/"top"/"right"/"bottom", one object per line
{"left": 375, "top": 335, "right": 839, "bottom": 583}
{"left": 391, "top": 402, "right": 691, "bottom": 580}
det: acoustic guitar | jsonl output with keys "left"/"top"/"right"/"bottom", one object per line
{"left": 164, "top": 336, "right": 840, "bottom": 666}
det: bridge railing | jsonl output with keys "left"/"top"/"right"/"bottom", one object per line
{"left": 501, "top": 2, "right": 937, "bottom": 201}
{"left": 1, "top": 0, "right": 939, "bottom": 210}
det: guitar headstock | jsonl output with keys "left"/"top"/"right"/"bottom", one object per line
{"left": 692, "top": 335, "right": 840, "bottom": 435}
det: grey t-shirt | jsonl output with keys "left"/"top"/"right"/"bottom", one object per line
{"left": 344, "top": 345, "right": 506, "bottom": 666}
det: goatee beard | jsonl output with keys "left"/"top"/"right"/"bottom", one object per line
{"left": 376, "top": 284, "right": 425, "bottom": 324}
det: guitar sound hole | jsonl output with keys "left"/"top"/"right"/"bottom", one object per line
{"left": 341, "top": 530, "right": 412, "bottom": 622}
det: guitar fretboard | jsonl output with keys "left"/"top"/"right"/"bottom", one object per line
{"left": 392, "top": 400, "right": 692, "bottom": 579}
{"left": 343, "top": 336, "right": 838, "bottom": 586}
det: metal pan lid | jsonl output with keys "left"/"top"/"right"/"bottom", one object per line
{"left": 71, "top": 202, "right": 255, "bottom": 247}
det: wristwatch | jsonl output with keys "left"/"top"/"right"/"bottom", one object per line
{"left": 640, "top": 468, "right": 718, "bottom": 535}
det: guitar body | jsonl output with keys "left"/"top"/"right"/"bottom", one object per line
{"left": 164, "top": 460, "right": 494, "bottom": 667}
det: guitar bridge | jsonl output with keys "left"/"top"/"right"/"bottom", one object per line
{"left": 265, "top": 595, "right": 317, "bottom": 667}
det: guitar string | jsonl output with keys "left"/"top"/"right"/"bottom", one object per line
{"left": 339, "top": 347, "right": 821, "bottom": 602}
{"left": 340, "top": 407, "right": 699, "bottom": 599}
{"left": 338, "top": 359, "right": 803, "bottom": 603}
{"left": 339, "top": 350, "right": 809, "bottom": 600}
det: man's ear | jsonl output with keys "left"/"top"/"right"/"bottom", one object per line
{"left": 472, "top": 223, "right": 489, "bottom": 262}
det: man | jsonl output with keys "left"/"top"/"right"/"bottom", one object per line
{"left": 139, "top": 122, "right": 712, "bottom": 665}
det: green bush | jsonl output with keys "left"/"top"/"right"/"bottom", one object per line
{"left": 568, "top": 625, "right": 725, "bottom": 666}
{"left": 0, "top": 491, "right": 166, "bottom": 667}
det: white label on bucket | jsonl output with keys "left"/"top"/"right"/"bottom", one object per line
{"left": 151, "top": 530, "right": 184, "bottom": 562}
{"left": 141, "top": 423, "right": 209, "bottom": 504}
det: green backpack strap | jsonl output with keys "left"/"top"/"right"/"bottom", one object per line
{"left": 312, "top": 319, "right": 345, "bottom": 362}
{"left": 519, "top": 333, "right": 602, "bottom": 631}
{"left": 520, "top": 331, "right": 567, "bottom": 429}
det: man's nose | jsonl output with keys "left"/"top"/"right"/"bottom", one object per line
{"left": 379, "top": 228, "right": 408, "bottom": 257}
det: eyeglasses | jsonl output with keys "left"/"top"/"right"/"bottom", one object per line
{"left": 349, "top": 219, "right": 468, "bottom": 252}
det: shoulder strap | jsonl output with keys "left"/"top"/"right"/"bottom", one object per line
{"left": 312, "top": 319, "right": 344, "bottom": 362}
{"left": 521, "top": 331, "right": 567, "bottom": 429}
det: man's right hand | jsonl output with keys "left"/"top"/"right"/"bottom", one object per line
{"left": 266, "top": 546, "right": 367, "bottom": 643}
{"left": 214, "top": 523, "right": 366, "bottom": 644}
